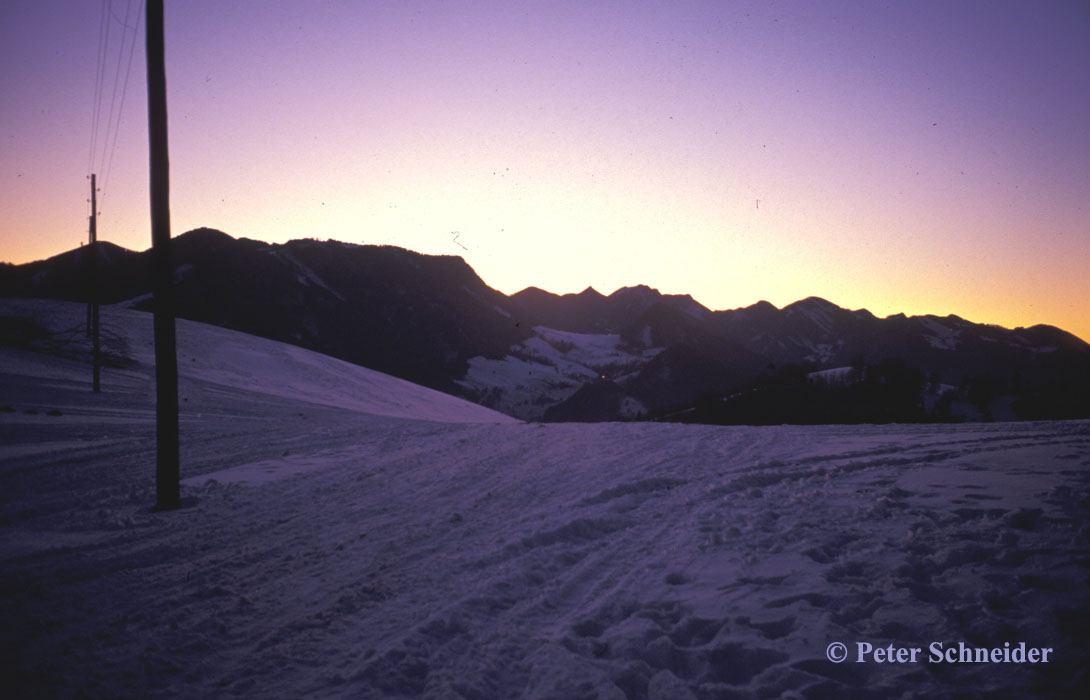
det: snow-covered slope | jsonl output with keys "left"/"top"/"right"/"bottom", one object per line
{"left": 0, "top": 298, "right": 513, "bottom": 425}
{"left": 2, "top": 299, "right": 1088, "bottom": 699}
{"left": 457, "top": 325, "right": 658, "bottom": 420}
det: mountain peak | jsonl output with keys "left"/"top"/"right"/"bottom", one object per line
{"left": 609, "top": 284, "right": 660, "bottom": 299}
{"left": 178, "top": 227, "right": 235, "bottom": 244}
{"left": 787, "top": 296, "right": 839, "bottom": 311}
{"left": 782, "top": 296, "right": 844, "bottom": 335}
{"left": 512, "top": 286, "right": 556, "bottom": 300}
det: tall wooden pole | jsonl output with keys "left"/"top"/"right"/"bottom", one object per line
{"left": 90, "top": 173, "right": 101, "bottom": 393}
{"left": 86, "top": 177, "right": 93, "bottom": 338}
{"left": 147, "top": 0, "right": 179, "bottom": 510}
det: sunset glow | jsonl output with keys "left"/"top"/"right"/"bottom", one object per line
{"left": 1, "top": 1, "right": 1087, "bottom": 340}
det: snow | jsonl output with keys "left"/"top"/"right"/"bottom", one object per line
{"left": 618, "top": 395, "right": 649, "bottom": 420}
{"left": 276, "top": 249, "right": 346, "bottom": 301}
{"left": 458, "top": 326, "right": 659, "bottom": 420}
{"left": 456, "top": 350, "right": 592, "bottom": 420}
{"left": 0, "top": 298, "right": 512, "bottom": 426}
{"left": 535, "top": 327, "right": 632, "bottom": 367}
{"left": 3, "top": 299, "right": 1089, "bottom": 699}
{"left": 788, "top": 299, "right": 835, "bottom": 334}
{"left": 801, "top": 340, "right": 838, "bottom": 365}
{"left": 920, "top": 317, "right": 961, "bottom": 351}
{"left": 807, "top": 366, "right": 857, "bottom": 385}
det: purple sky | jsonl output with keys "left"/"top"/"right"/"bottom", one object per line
{"left": 1, "top": 1, "right": 1088, "bottom": 340}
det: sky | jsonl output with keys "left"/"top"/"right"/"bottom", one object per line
{"left": 1, "top": 0, "right": 1088, "bottom": 341}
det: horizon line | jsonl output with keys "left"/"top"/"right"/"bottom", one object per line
{"left": 2, "top": 226, "right": 1083, "bottom": 343}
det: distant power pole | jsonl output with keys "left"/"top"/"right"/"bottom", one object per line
{"left": 146, "top": 0, "right": 180, "bottom": 511}
{"left": 86, "top": 176, "right": 94, "bottom": 338}
{"left": 89, "top": 173, "right": 101, "bottom": 393}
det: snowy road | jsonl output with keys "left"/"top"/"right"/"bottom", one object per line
{"left": 2, "top": 301, "right": 1088, "bottom": 699}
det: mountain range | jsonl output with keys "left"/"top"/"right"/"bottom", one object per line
{"left": 3, "top": 228, "right": 1088, "bottom": 423}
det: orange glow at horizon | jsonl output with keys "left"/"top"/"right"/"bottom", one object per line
{"left": 1, "top": 1, "right": 1087, "bottom": 345}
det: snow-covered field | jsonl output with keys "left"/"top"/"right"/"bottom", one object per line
{"left": 2, "top": 300, "right": 1088, "bottom": 699}
{"left": 457, "top": 326, "right": 657, "bottom": 421}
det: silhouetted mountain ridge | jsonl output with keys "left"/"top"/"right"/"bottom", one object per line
{"left": 1, "top": 229, "right": 526, "bottom": 392}
{"left": 2, "top": 229, "right": 1087, "bottom": 422}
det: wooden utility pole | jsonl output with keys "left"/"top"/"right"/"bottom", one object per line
{"left": 147, "top": 0, "right": 179, "bottom": 510}
{"left": 89, "top": 173, "right": 101, "bottom": 392}
{"left": 86, "top": 176, "right": 93, "bottom": 338}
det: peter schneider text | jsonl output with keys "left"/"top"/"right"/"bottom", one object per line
{"left": 841, "top": 641, "right": 1053, "bottom": 664}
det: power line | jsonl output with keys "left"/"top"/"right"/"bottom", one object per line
{"left": 100, "top": 0, "right": 144, "bottom": 213}
{"left": 88, "top": 0, "right": 111, "bottom": 176}
{"left": 98, "top": 0, "right": 133, "bottom": 178}
{"left": 108, "top": 0, "right": 139, "bottom": 31}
